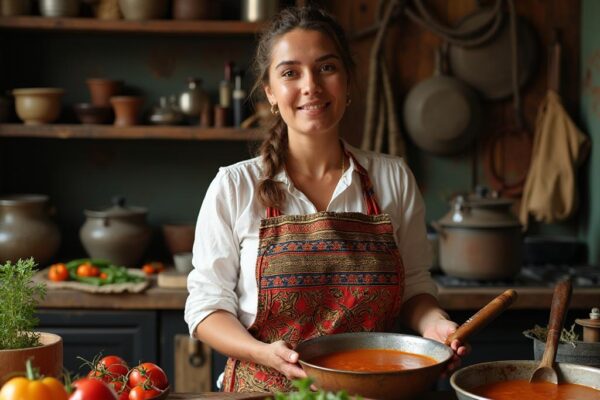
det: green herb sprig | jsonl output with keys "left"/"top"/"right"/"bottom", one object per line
{"left": 0, "top": 258, "right": 46, "bottom": 350}
{"left": 274, "top": 378, "right": 359, "bottom": 400}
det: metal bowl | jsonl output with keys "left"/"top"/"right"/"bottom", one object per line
{"left": 297, "top": 332, "right": 453, "bottom": 400}
{"left": 450, "top": 360, "right": 600, "bottom": 400}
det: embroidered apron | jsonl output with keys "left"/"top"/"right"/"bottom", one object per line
{"left": 223, "top": 154, "right": 405, "bottom": 392}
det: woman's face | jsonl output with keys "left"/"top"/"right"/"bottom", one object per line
{"left": 264, "top": 28, "right": 348, "bottom": 139}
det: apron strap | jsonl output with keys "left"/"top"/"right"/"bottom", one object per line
{"left": 266, "top": 147, "right": 382, "bottom": 217}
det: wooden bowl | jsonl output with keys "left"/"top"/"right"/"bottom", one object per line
{"left": 297, "top": 332, "right": 452, "bottom": 400}
{"left": 13, "top": 88, "right": 64, "bottom": 125}
{"left": 74, "top": 103, "right": 113, "bottom": 124}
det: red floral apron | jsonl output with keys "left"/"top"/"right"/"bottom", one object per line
{"left": 223, "top": 154, "right": 405, "bottom": 392}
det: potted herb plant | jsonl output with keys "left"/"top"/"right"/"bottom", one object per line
{"left": 0, "top": 258, "right": 63, "bottom": 385}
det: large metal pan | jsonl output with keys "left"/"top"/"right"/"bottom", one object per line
{"left": 450, "top": 360, "right": 600, "bottom": 400}
{"left": 297, "top": 332, "right": 451, "bottom": 400}
{"left": 297, "top": 290, "right": 517, "bottom": 400}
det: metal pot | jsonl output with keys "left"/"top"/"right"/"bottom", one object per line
{"left": 297, "top": 332, "right": 453, "bottom": 400}
{"left": 39, "top": 0, "right": 80, "bottom": 17}
{"left": 80, "top": 196, "right": 151, "bottom": 267}
{"left": 434, "top": 190, "right": 522, "bottom": 280}
{"left": 450, "top": 360, "right": 600, "bottom": 400}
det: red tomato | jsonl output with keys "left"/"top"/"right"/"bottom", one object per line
{"left": 128, "top": 386, "right": 162, "bottom": 400}
{"left": 128, "top": 363, "right": 168, "bottom": 390}
{"left": 69, "top": 378, "right": 117, "bottom": 400}
{"left": 98, "top": 355, "right": 129, "bottom": 378}
{"left": 109, "top": 379, "right": 130, "bottom": 400}
{"left": 48, "top": 263, "right": 69, "bottom": 281}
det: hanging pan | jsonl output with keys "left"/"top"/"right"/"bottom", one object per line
{"left": 448, "top": 4, "right": 538, "bottom": 100}
{"left": 403, "top": 46, "right": 482, "bottom": 156}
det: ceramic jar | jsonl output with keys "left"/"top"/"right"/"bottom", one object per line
{"left": 80, "top": 197, "right": 151, "bottom": 267}
{"left": 0, "top": 194, "right": 61, "bottom": 266}
{"left": 110, "top": 96, "right": 144, "bottom": 126}
{"left": 172, "top": 0, "right": 216, "bottom": 20}
{"left": 433, "top": 189, "right": 522, "bottom": 280}
{"left": 118, "top": 0, "right": 168, "bottom": 20}
{"left": 39, "top": 0, "right": 80, "bottom": 17}
{"left": 178, "top": 78, "right": 209, "bottom": 118}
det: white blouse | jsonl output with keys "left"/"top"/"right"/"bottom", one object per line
{"left": 184, "top": 143, "right": 436, "bottom": 336}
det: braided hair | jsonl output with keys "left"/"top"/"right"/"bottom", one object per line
{"left": 251, "top": 6, "right": 355, "bottom": 209}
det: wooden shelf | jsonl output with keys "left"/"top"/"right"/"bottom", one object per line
{"left": 0, "top": 123, "right": 265, "bottom": 141}
{"left": 0, "top": 16, "right": 264, "bottom": 35}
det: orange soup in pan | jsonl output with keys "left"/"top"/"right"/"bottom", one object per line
{"left": 473, "top": 379, "right": 600, "bottom": 400}
{"left": 307, "top": 348, "right": 438, "bottom": 372}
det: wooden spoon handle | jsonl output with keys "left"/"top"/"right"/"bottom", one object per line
{"left": 540, "top": 279, "right": 572, "bottom": 368}
{"left": 445, "top": 289, "right": 518, "bottom": 345}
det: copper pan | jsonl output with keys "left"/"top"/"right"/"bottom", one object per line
{"left": 297, "top": 290, "right": 517, "bottom": 400}
{"left": 450, "top": 360, "right": 600, "bottom": 400}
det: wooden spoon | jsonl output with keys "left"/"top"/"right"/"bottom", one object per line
{"left": 445, "top": 288, "right": 518, "bottom": 346}
{"left": 529, "top": 279, "right": 573, "bottom": 384}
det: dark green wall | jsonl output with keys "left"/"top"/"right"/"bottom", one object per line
{"left": 581, "top": 0, "right": 600, "bottom": 265}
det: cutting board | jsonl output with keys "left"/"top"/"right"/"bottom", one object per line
{"left": 157, "top": 269, "right": 188, "bottom": 289}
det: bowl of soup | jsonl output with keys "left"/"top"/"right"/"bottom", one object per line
{"left": 297, "top": 332, "right": 453, "bottom": 400}
{"left": 450, "top": 360, "right": 600, "bottom": 400}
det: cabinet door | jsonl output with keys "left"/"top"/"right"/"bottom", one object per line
{"left": 37, "top": 310, "right": 157, "bottom": 376}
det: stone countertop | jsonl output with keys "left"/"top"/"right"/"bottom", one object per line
{"left": 36, "top": 283, "right": 600, "bottom": 310}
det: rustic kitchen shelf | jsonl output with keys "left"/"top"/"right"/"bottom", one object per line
{"left": 0, "top": 16, "right": 264, "bottom": 35}
{"left": 0, "top": 123, "right": 265, "bottom": 140}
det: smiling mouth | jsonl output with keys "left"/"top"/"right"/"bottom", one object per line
{"left": 298, "top": 102, "right": 330, "bottom": 111}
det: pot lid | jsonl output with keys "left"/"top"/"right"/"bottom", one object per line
{"left": 438, "top": 188, "right": 521, "bottom": 228}
{"left": 84, "top": 196, "right": 147, "bottom": 218}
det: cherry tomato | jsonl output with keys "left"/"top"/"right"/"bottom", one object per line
{"left": 98, "top": 355, "right": 129, "bottom": 378}
{"left": 69, "top": 378, "right": 117, "bottom": 400}
{"left": 48, "top": 263, "right": 69, "bottom": 282}
{"left": 128, "top": 363, "right": 168, "bottom": 390}
{"left": 77, "top": 263, "right": 100, "bottom": 277}
{"left": 142, "top": 264, "right": 155, "bottom": 276}
{"left": 128, "top": 386, "right": 162, "bottom": 400}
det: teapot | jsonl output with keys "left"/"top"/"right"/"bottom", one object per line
{"left": 80, "top": 196, "right": 151, "bottom": 267}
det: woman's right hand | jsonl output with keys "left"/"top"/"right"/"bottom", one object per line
{"left": 254, "top": 340, "right": 307, "bottom": 380}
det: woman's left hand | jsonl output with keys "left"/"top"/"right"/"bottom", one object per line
{"left": 422, "top": 318, "right": 470, "bottom": 376}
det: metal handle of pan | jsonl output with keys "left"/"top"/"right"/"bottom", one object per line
{"left": 445, "top": 289, "right": 518, "bottom": 345}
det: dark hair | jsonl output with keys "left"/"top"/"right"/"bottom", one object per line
{"left": 252, "top": 6, "right": 355, "bottom": 210}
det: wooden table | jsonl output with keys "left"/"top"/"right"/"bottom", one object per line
{"left": 167, "top": 393, "right": 456, "bottom": 399}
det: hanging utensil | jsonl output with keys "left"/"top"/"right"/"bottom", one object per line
{"left": 529, "top": 279, "right": 572, "bottom": 384}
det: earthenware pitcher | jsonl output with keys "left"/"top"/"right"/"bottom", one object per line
{"left": 0, "top": 194, "right": 61, "bottom": 266}
{"left": 80, "top": 196, "right": 151, "bottom": 267}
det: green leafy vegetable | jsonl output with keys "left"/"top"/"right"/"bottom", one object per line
{"left": 0, "top": 258, "right": 46, "bottom": 350}
{"left": 65, "top": 258, "right": 145, "bottom": 286}
{"left": 274, "top": 378, "right": 359, "bottom": 400}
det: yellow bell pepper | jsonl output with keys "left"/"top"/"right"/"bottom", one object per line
{"left": 0, "top": 359, "right": 68, "bottom": 400}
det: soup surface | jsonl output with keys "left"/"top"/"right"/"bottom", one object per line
{"left": 307, "top": 348, "right": 437, "bottom": 372}
{"left": 473, "top": 379, "right": 600, "bottom": 400}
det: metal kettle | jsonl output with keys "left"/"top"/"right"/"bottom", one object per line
{"left": 178, "top": 78, "right": 209, "bottom": 117}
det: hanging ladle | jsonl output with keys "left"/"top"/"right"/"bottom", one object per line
{"left": 529, "top": 279, "right": 573, "bottom": 384}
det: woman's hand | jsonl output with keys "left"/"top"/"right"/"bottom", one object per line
{"left": 254, "top": 340, "right": 307, "bottom": 380}
{"left": 422, "top": 318, "right": 470, "bottom": 375}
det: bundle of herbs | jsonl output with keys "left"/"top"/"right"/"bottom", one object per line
{"left": 523, "top": 324, "right": 580, "bottom": 347}
{"left": 0, "top": 258, "right": 46, "bottom": 350}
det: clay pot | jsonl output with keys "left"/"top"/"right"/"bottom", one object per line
{"left": 86, "top": 79, "right": 122, "bottom": 107}
{"left": 172, "top": 0, "right": 216, "bottom": 20}
{"left": 0, "top": 333, "right": 63, "bottom": 387}
{"left": 1, "top": 0, "right": 31, "bottom": 16}
{"left": 0, "top": 194, "right": 61, "bottom": 267}
{"left": 80, "top": 196, "right": 151, "bottom": 267}
{"left": 74, "top": 103, "right": 113, "bottom": 124}
{"left": 118, "top": 0, "right": 168, "bottom": 20}
{"left": 12, "top": 88, "right": 64, "bottom": 125}
{"left": 110, "top": 96, "right": 144, "bottom": 126}
{"left": 162, "top": 223, "right": 195, "bottom": 255}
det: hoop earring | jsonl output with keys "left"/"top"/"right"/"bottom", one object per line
{"left": 346, "top": 95, "right": 352, "bottom": 106}
{"left": 270, "top": 103, "right": 279, "bottom": 115}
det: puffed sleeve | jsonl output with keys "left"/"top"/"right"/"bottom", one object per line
{"left": 185, "top": 168, "right": 241, "bottom": 337}
{"left": 394, "top": 159, "right": 438, "bottom": 301}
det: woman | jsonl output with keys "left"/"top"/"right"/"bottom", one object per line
{"left": 185, "top": 6, "right": 468, "bottom": 393}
